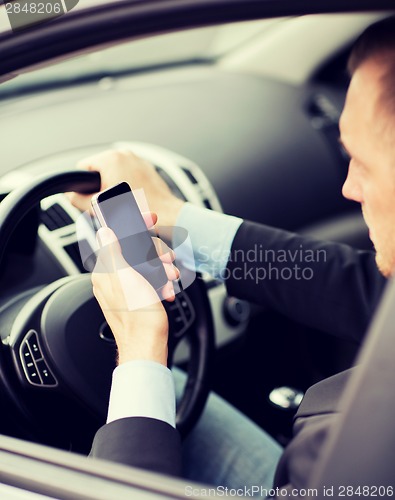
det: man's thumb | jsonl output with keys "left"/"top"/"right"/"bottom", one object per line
{"left": 97, "top": 227, "right": 119, "bottom": 249}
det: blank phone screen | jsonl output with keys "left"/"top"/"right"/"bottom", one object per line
{"left": 96, "top": 183, "right": 168, "bottom": 291}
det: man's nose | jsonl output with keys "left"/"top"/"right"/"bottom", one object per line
{"left": 342, "top": 166, "right": 362, "bottom": 203}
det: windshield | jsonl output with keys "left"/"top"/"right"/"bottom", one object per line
{"left": 0, "top": 18, "right": 282, "bottom": 98}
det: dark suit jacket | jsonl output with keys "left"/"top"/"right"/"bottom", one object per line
{"left": 90, "top": 221, "right": 386, "bottom": 490}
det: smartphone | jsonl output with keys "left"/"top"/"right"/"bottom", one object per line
{"left": 91, "top": 182, "right": 168, "bottom": 291}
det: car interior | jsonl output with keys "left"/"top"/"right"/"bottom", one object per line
{"left": 0, "top": 1, "right": 394, "bottom": 497}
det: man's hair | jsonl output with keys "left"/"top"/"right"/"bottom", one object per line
{"left": 348, "top": 16, "right": 395, "bottom": 116}
{"left": 348, "top": 15, "right": 395, "bottom": 73}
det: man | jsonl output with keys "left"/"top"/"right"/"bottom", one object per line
{"left": 69, "top": 15, "right": 394, "bottom": 495}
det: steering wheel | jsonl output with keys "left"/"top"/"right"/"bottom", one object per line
{"left": 0, "top": 170, "right": 214, "bottom": 449}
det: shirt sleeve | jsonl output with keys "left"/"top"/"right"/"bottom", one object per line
{"left": 107, "top": 360, "right": 176, "bottom": 428}
{"left": 173, "top": 202, "right": 243, "bottom": 279}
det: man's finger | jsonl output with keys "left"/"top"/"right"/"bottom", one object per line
{"left": 142, "top": 211, "right": 157, "bottom": 229}
{"left": 153, "top": 237, "right": 175, "bottom": 263}
{"left": 163, "top": 262, "right": 180, "bottom": 281}
{"left": 76, "top": 155, "right": 105, "bottom": 170}
{"left": 66, "top": 191, "right": 95, "bottom": 213}
{"left": 161, "top": 281, "right": 176, "bottom": 302}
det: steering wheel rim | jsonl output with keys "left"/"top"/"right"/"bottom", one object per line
{"left": 0, "top": 170, "right": 214, "bottom": 441}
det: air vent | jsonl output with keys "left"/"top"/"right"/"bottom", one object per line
{"left": 41, "top": 203, "right": 74, "bottom": 231}
{"left": 64, "top": 242, "right": 87, "bottom": 273}
{"left": 155, "top": 167, "right": 187, "bottom": 201}
{"left": 308, "top": 93, "right": 340, "bottom": 126}
{"left": 181, "top": 167, "right": 198, "bottom": 184}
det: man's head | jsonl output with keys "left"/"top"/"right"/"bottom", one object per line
{"left": 341, "top": 16, "right": 395, "bottom": 277}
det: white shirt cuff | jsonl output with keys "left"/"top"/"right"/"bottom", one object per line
{"left": 173, "top": 202, "right": 243, "bottom": 279}
{"left": 107, "top": 360, "right": 176, "bottom": 428}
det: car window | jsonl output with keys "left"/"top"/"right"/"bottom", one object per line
{"left": 0, "top": 18, "right": 281, "bottom": 98}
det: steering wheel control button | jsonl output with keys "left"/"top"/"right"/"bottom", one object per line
{"left": 167, "top": 293, "right": 195, "bottom": 338}
{"left": 21, "top": 344, "right": 33, "bottom": 363}
{"left": 181, "top": 299, "right": 193, "bottom": 322}
{"left": 25, "top": 363, "right": 41, "bottom": 383}
{"left": 36, "top": 360, "right": 57, "bottom": 386}
{"left": 19, "top": 330, "right": 57, "bottom": 387}
{"left": 27, "top": 333, "right": 42, "bottom": 361}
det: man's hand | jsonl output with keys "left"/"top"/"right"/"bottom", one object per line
{"left": 91, "top": 212, "right": 179, "bottom": 367}
{"left": 68, "top": 149, "right": 185, "bottom": 227}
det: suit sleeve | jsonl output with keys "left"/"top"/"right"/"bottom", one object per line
{"left": 89, "top": 417, "right": 182, "bottom": 477}
{"left": 225, "top": 221, "right": 386, "bottom": 345}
